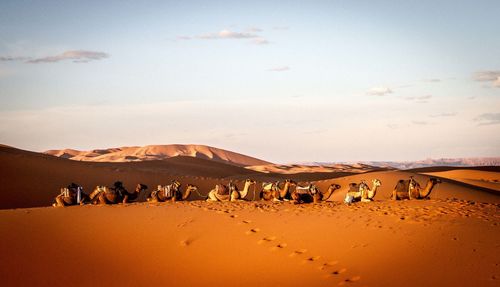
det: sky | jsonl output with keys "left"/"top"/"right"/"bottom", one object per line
{"left": 0, "top": 0, "right": 499, "bottom": 163}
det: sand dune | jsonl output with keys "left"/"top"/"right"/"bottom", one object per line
{"left": 246, "top": 163, "right": 384, "bottom": 174}
{"left": 3, "top": 145, "right": 498, "bottom": 209}
{"left": 1, "top": 144, "right": 499, "bottom": 286}
{"left": 45, "top": 144, "right": 271, "bottom": 166}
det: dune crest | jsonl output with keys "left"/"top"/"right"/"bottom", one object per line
{"left": 44, "top": 144, "right": 270, "bottom": 166}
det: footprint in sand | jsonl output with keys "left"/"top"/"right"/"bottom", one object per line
{"left": 179, "top": 239, "right": 192, "bottom": 247}
{"left": 331, "top": 268, "right": 347, "bottom": 276}
{"left": 229, "top": 214, "right": 238, "bottom": 218}
{"left": 304, "top": 255, "right": 321, "bottom": 263}
{"left": 319, "top": 261, "right": 338, "bottom": 270}
{"left": 337, "top": 276, "right": 361, "bottom": 285}
{"left": 246, "top": 228, "right": 260, "bottom": 234}
{"left": 258, "top": 236, "right": 276, "bottom": 244}
{"left": 289, "top": 249, "right": 307, "bottom": 257}
{"left": 242, "top": 220, "right": 252, "bottom": 224}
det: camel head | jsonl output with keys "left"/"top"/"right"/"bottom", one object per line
{"left": 372, "top": 179, "right": 382, "bottom": 187}
{"left": 135, "top": 183, "right": 148, "bottom": 193}
{"left": 245, "top": 179, "right": 256, "bottom": 184}
{"left": 429, "top": 178, "right": 442, "bottom": 185}
{"left": 187, "top": 184, "right": 198, "bottom": 191}
{"left": 330, "top": 184, "right": 341, "bottom": 190}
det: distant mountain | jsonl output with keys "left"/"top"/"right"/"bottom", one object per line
{"left": 299, "top": 157, "right": 500, "bottom": 170}
{"left": 44, "top": 144, "right": 271, "bottom": 167}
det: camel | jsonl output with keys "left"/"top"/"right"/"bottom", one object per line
{"left": 344, "top": 179, "right": 381, "bottom": 204}
{"left": 291, "top": 183, "right": 342, "bottom": 204}
{"left": 52, "top": 183, "right": 89, "bottom": 207}
{"left": 260, "top": 179, "right": 297, "bottom": 201}
{"left": 147, "top": 181, "right": 198, "bottom": 202}
{"left": 89, "top": 181, "right": 128, "bottom": 205}
{"left": 392, "top": 177, "right": 442, "bottom": 200}
{"left": 206, "top": 179, "right": 256, "bottom": 202}
{"left": 122, "top": 183, "right": 148, "bottom": 203}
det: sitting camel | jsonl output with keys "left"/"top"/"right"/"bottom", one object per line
{"left": 291, "top": 183, "right": 341, "bottom": 204}
{"left": 392, "top": 177, "right": 441, "bottom": 200}
{"left": 207, "top": 179, "right": 256, "bottom": 202}
{"left": 122, "top": 183, "right": 148, "bottom": 203}
{"left": 89, "top": 181, "right": 128, "bottom": 205}
{"left": 147, "top": 181, "right": 198, "bottom": 202}
{"left": 52, "top": 183, "right": 89, "bottom": 207}
{"left": 344, "top": 179, "right": 381, "bottom": 204}
{"left": 260, "top": 179, "right": 297, "bottom": 202}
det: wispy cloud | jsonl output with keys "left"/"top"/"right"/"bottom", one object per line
{"left": 474, "top": 113, "right": 500, "bottom": 125}
{"left": 0, "top": 56, "right": 32, "bottom": 62}
{"left": 473, "top": 70, "right": 500, "bottom": 88}
{"left": 273, "top": 26, "right": 289, "bottom": 30}
{"left": 252, "top": 38, "right": 270, "bottom": 45}
{"left": 430, "top": 112, "right": 457, "bottom": 118}
{"left": 412, "top": 120, "right": 430, "bottom": 126}
{"left": 178, "top": 28, "right": 271, "bottom": 45}
{"left": 27, "top": 50, "right": 109, "bottom": 63}
{"left": 198, "top": 29, "right": 259, "bottom": 39}
{"left": 0, "top": 50, "right": 109, "bottom": 64}
{"left": 367, "top": 86, "right": 393, "bottom": 96}
{"left": 267, "top": 66, "right": 290, "bottom": 72}
{"left": 423, "top": 78, "right": 441, "bottom": 82}
{"left": 404, "top": 95, "right": 432, "bottom": 103}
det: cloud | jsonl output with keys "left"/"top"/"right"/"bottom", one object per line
{"left": 412, "top": 121, "right": 429, "bottom": 125}
{"left": 430, "top": 112, "right": 457, "bottom": 118}
{"left": 179, "top": 28, "right": 271, "bottom": 45}
{"left": 176, "top": 35, "right": 192, "bottom": 40}
{"left": 27, "top": 50, "right": 109, "bottom": 63}
{"left": 273, "top": 26, "right": 289, "bottom": 30}
{"left": 474, "top": 113, "right": 500, "bottom": 125}
{"left": 423, "top": 78, "right": 441, "bottom": 82}
{"left": 252, "top": 38, "right": 270, "bottom": 45}
{"left": 404, "top": 95, "right": 432, "bottom": 103}
{"left": 367, "top": 87, "right": 393, "bottom": 96}
{"left": 0, "top": 56, "right": 32, "bottom": 62}
{"left": 198, "top": 29, "right": 259, "bottom": 39}
{"left": 267, "top": 66, "right": 290, "bottom": 72}
{"left": 473, "top": 71, "right": 500, "bottom": 88}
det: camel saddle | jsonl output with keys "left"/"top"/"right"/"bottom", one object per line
{"left": 295, "top": 185, "right": 312, "bottom": 195}
{"left": 89, "top": 186, "right": 106, "bottom": 200}
{"left": 161, "top": 184, "right": 176, "bottom": 198}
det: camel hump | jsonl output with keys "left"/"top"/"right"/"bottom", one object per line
{"left": 348, "top": 183, "right": 358, "bottom": 192}
{"left": 215, "top": 184, "right": 229, "bottom": 195}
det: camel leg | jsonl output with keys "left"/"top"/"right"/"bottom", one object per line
{"left": 97, "top": 194, "right": 108, "bottom": 205}
{"left": 291, "top": 193, "right": 301, "bottom": 204}
{"left": 54, "top": 196, "right": 65, "bottom": 207}
{"left": 206, "top": 191, "right": 218, "bottom": 202}
{"left": 122, "top": 195, "right": 129, "bottom": 204}
{"left": 313, "top": 193, "right": 321, "bottom": 203}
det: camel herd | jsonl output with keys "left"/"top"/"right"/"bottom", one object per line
{"left": 52, "top": 176, "right": 442, "bottom": 207}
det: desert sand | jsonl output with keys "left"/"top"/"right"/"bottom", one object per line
{"left": 0, "top": 145, "right": 499, "bottom": 286}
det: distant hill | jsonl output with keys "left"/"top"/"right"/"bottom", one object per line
{"left": 44, "top": 144, "right": 271, "bottom": 167}
{"left": 299, "top": 157, "right": 500, "bottom": 170}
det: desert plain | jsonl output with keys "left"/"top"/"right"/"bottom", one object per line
{"left": 0, "top": 144, "right": 499, "bottom": 287}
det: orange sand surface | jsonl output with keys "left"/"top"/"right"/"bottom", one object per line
{"left": 1, "top": 145, "right": 499, "bottom": 286}
{"left": 1, "top": 200, "right": 499, "bottom": 287}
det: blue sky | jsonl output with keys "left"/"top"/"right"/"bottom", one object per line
{"left": 0, "top": 0, "right": 499, "bottom": 162}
